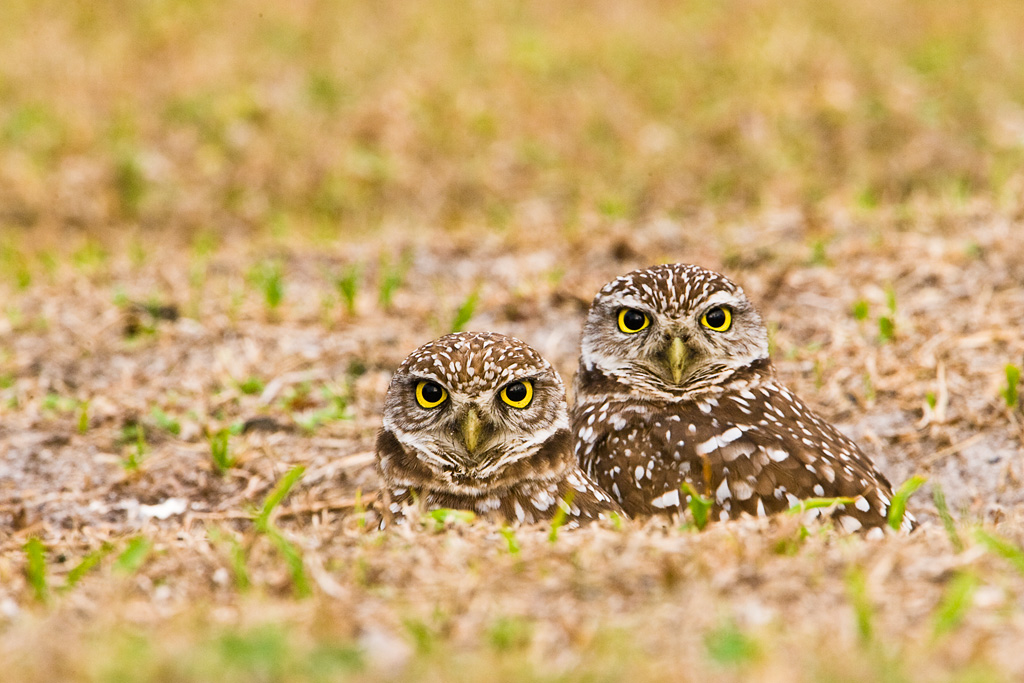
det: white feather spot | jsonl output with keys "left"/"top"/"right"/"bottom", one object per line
{"left": 651, "top": 490, "right": 680, "bottom": 509}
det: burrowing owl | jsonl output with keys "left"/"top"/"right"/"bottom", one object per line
{"left": 376, "top": 332, "right": 621, "bottom": 527}
{"left": 572, "top": 264, "right": 913, "bottom": 533}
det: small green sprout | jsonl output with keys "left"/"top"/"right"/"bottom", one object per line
{"left": 252, "top": 260, "right": 285, "bottom": 311}
{"left": 852, "top": 299, "right": 870, "bottom": 321}
{"left": 208, "top": 528, "right": 250, "bottom": 591}
{"left": 295, "top": 385, "right": 351, "bottom": 433}
{"left": 705, "top": 622, "right": 760, "bottom": 666}
{"left": 62, "top": 543, "right": 114, "bottom": 592}
{"left": 450, "top": 288, "right": 480, "bottom": 333}
{"left": 208, "top": 428, "right": 236, "bottom": 474}
{"left": 975, "top": 529, "right": 1024, "bottom": 575}
{"left": 24, "top": 537, "right": 48, "bottom": 603}
{"left": 932, "top": 485, "right": 963, "bottom": 553}
{"left": 114, "top": 536, "right": 152, "bottom": 574}
{"left": 253, "top": 466, "right": 311, "bottom": 597}
{"left": 786, "top": 497, "right": 856, "bottom": 514}
{"left": 237, "top": 376, "right": 265, "bottom": 396}
{"left": 932, "top": 571, "right": 977, "bottom": 639}
{"left": 877, "top": 285, "right": 897, "bottom": 343}
{"left": 1000, "top": 364, "right": 1020, "bottom": 408}
{"left": 254, "top": 466, "right": 306, "bottom": 530}
{"left": 377, "top": 256, "right": 406, "bottom": 310}
{"left": 680, "top": 481, "right": 712, "bottom": 531}
{"left": 877, "top": 316, "right": 895, "bottom": 343}
{"left": 488, "top": 616, "right": 532, "bottom": 652}
{"left": 122, "top": 423, "right": 148, "bottom": 471}
{"left": 427, "top": 508, "right": 476, "bottom": 530}
{"left": 77, "top": 400, "right": 90, "bottom": 434}
{"left": 888, "top": 475, "right": 926, "bottom": 531}
{"left": 150, "top": 406, "right": 181, "bottom": 436}
{"left": 548, "top": 491, "right": 575, "bottom": 542}
{"left": 334, "top": 264, "right": 361, "bottom": 316}
{"left": 845, "top": 566, "right": 874, "bottom": 645}
{"left": 500, "top": 527, "right": 520, "bottom": 554}
{"left": 884, "top": 283, "right": 897, "bottom": 314}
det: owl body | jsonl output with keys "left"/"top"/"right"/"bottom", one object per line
{"left": 377, "top": 332, "right": 620, "bottom": 527}
{"left": 573, "top": 264, "right": 913, "bottom": 533}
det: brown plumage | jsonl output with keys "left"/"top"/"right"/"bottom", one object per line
{"left": 572, "top": 264, "right": 914, "bottom": 534}
{"left": 376, "top": 332, "right": 621, "bottom": 528}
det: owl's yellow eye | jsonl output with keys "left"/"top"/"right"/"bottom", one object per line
{"left": 500, "top": 380, "right": 533, "bottom": 409}
{"left": 701, "top": 306, "right": 732, "bottom": 332}
{"left": 415, "top": 380, "right": 447, "bottom": 408}
{"left": 617, "top": 308, "right": 650, "bottom": 334}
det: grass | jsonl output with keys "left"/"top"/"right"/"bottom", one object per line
{"left": 208, "top": 428, "right": 236, "bottom": 474}
{"left": 547, "top": 491, "right": 574, "bottom": 543}
{"left": 975, "top": 530, "right": 1024, "bottom": 575}
{"left": 252, "top": 466, "right": 312, "bottom": 597}
{"left": 680, "top": 481, "right": 713, "bottom": 531}
{"left": 1, "top": 0, "right": 1023, "bottom": 680}
{"left": 931, "top": 571, "right": 978, "bottom": 639}
{"left": 334, "top": 264, "right": 361, "bottom": 317}
{"left": 450, "top": 288, "right": 480, "bottom": 333}
{"left": 932, "top": 486, "right": 964, "bottom": 553}
{"left": 888, "top": 475, "right": 926, "bottom": 531}
{"left": 114, "top": 537, "right": 153, "bottom": 574}
{"left": 23, "top": 537, "right": 48, "bottom": 604}
{"left": 1001, "top": 364, "right": 1020, "bottom": 409}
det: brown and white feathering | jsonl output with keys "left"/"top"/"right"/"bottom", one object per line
{"left": 377, "top": 332, "right": 621, "bottom": 528}
{"left": 572, "top": 263, "right": 914, "bottom": 534}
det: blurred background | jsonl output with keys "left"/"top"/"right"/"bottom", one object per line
{"left": 1, "top": 0, "right": 1022, "bottom": 251}
{"left": 2, "top": 4, "right": 1024, "bottom": 679}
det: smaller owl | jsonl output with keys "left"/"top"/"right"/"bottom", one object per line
{"left": 573, "top": 263, "right": 914, "bottom": 534}
{"left": 376, "top": 332, "right": 621, "bottom": 528}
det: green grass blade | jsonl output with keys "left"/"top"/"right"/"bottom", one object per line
{"left": 114, "top": 536, "right": 153, "bottom": 574}
{"left": 786, "top": 497, "right": 856, "bottom": 514}
{"left": 548, "top": 491, "right": 575, "bottom": 543}
{"left": 888, "top": 475, "right": 926, "bottom": 531}
{"left": 932, "top": 571, "right": 977, "bottom": 638}
{"left": 844, "top": 566, "right": 873, "bottom": 645}
{"left": 680, "top": 481, "right": 712, "bottom": 531}
{"left": 500, "top": 527, "right": 520, "bottom": 555}
{"left": 450, "top": 288, "right": 479, "bottom": 333}
{"left": 931, "top": 485, "right": 963, "bottom": 553}
{"left": 255, "top": 466, "right": 306, "bottom": 530}
{"left": 426, "top": 508, "right": 476, "bottom": 528}
{"left": 24, "top": 537, "right": 48, "bottom": 603}
{"left": 975, "top": 529, "right": 1024, "bottom": 575}
{"left": 208, "top": 529, "right": 250, "bottom": 591}
{"left": 264, "top": 527, "right": 312, "bottom": 598}
{"left": 1001, "top": 364, "right": 1020, "bottom": 408}
{"left": 208, "top": 428, "right": 235, "bottom": 473}
{"left": 62, "top": 543, "right": 114, "bottom": 591}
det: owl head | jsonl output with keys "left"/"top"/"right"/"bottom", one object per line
{"left": 379, "top": 332, "right": 572, "bottom": 495}
{"left": 578, "top": 264, "right": 770, "bottom": 399}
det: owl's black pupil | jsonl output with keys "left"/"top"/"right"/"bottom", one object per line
{"left": 505, "top": 381, "right": 528, "bottom": 402}
{"left": 706, "top": 307, "right": 726, "bottom": 327}
{"left": 421, "top": 382, "right": 444, "bottom": 402}
{"left": 623, "top": 309, "right": 646, "bottom": 330}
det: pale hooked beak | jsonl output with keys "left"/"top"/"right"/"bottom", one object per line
{"left": 460, "top": 407, "right": 484, "bottom": 454}
{"left": 666, "top": 336, "right": 688, "bottom": 384}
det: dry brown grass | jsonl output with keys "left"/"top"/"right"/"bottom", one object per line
{"left": 1, "top": 0, "right": 1024, "bottom": 680}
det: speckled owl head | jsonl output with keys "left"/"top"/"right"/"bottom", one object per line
{"left": 379, "top": 332, "right": 570, "bottom": 493}
{"left": 578, "top": 263, "right": 770, "bottom": 399}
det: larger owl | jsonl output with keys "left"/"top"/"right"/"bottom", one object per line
{"left": 377, "top": 332, "right": 621, "bottom": 528}
{"left": 572, "top": 264, "right": 913, "bottom": 533}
